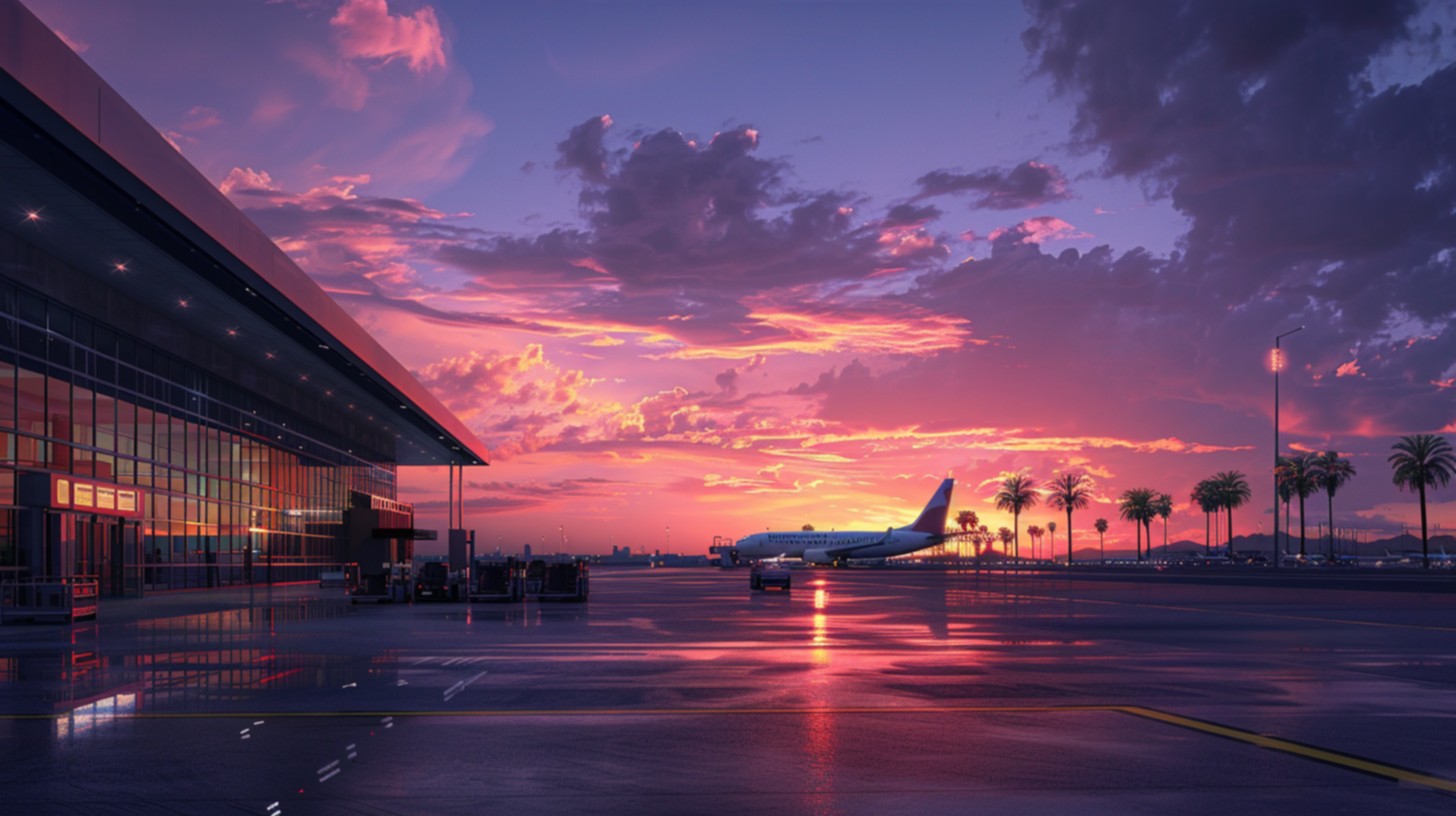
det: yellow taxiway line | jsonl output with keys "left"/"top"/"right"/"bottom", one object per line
{"left": 6, "top": 702, "right": 1454, "bottom": 792}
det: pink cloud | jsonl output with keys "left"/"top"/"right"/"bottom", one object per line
{"left": 987, "top": 216, "right": 1090, "bottom": 245}
{"left": 179, "top": 105, "right": 223, "bottom": 132}
{"left": 249, "top": 91, "right": 299, "bottom": 126}
{"left": 413, "top": 345, "right": 614, "bottom": 461}
{"left": 218, "top": 167, "right": 279, "bottom": 195}
{"left": 876, "top": 225, "right": 944, "bottom": 258}
{"left": 370, "top": 109, "right": 494, "bottom": 188}
{"left": 219, "top": 167, "right": 458, "bottom": 294}
{"left": 331, "top": 0, "right": 446, "bottom": 74}
{"left": 289, "top": 42, "right": 372, "bottom": 110}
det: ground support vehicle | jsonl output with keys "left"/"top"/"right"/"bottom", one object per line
{"left": 469, "top": 558, "right": 523, "bottom": 602}
{"left": 319, "top": 563, "right": 359, "bottom": 590}
{"left": 750, "top": 562, "right": 792, "bottom": 591}
{"left": 351, "top": 562, "right": 409, "bottom": 604}
{"left": 413, "top": 561, "right": 462, "bottom": 602}
{"left": 526, "top": 558, "right": 589, "bottom": 602}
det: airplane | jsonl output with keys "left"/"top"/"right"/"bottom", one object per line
{"left": 1382, "top": 546, "right": 1454, "bottom": 566}
{"left": 732, "top": 477, "right": 955, "bottom": 565}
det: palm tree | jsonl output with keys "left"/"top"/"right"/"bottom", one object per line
{"left": 1142, "top": 499, "right": 1157, "bottom": 559}
{"left": 1048, "top": 472, "right": 1093, "bottom": 566}
{"left": 1047, "top": 521, "right": 1057, "bottom": 561}
{"left": 1313, "top": 450, "right": 1356, "bottom": 559}
{"left": 1278, "top": 453, "right": 1319, "bottom": 555}
{"left": 1094, "top": 518, "right": 1109, "bottom": 563}
{"left": 997, "top": 527, "right": 1014, "bottom": 563}
{"left": 994, "top": 473, "right": 1040, "bottom": 562}
{"left": 955, "top": 510, "right": 978, "bottom": 562}
{"left": 1389, "top": 434, "right": 1456, "bottom": 569}
{"left": 1154, "top": 493, "right": 1173, "bottom": 558}
{"left": 1274, "top": 456, "right": 1295, "bottom": 556}
{"left": 1026, "top": 525, "right": 1044, "bottom": 561}
{"left": 976, "top": 525, "right": 991, "bottom": 561}
{"left": 1118, "top": 488, "right": 1156, "bottom": 561}
{"left": 1191, "top": 481, "right": 1219, "bottom": 555}
{"left": 955, "top": 510, "right": 977, "bottom": 534}
{"left": 1212, "top": 471, "right": 1251, "bottom": 556}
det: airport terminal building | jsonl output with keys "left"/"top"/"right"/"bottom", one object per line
{"left": 0, "top": 2, "right": 488, "bottom": 599}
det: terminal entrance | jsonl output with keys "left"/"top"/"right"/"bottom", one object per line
{"left": 52, "top": 511, "right": 142, "bottom": 598}
{"left": 15, "top": 473, "right": 148, "bottom": 600}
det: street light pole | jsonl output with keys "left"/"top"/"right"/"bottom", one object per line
{"left": 1273, "top": 325, "right": 1304, "bottom": 570}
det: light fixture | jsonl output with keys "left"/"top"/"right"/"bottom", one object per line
{"left": 24, "top": 210, "right": 41, "bottom": 222}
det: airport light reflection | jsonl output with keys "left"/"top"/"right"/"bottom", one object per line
{"left": 55, "top": 692, "right": 138, "bottom": 740}
{"left": 812, "top": 587, "right": 829, "bottom": 660}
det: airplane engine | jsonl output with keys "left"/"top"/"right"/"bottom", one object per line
{"left": 805, "top": 549, "right": 835, "bottom": 565}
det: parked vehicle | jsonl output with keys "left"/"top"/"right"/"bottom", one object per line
{"left": 319, "top": 563, "right": 359, "bottom": 590}
{"left": 414, "top": 561, "right": 460, "bottom": 601}
{"left": 470, "top": 557, "right": 523, "bottom": 602}
{"left": 351, "top": 562, "right": 409, "bottom": 604}
{"left": 750, "top": 562, "right": 792, "bottom": 591}
{"left": 530, "top": 558, "right": 589, "bottom": 602}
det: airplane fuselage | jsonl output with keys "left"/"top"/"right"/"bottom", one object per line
{"left": 733, "top": 477, "right": 956, "bottom": 565}
{"left": 733, "top": 529, "right": 939, "bottom": 563}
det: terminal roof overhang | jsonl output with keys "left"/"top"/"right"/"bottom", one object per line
{"left": 0, "top": 1, "right": 488, "bottom": 467}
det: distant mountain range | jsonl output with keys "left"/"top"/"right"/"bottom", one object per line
{"left": 1137, "top": 532, "right": 1456, "bottom": 558}
{"left": 971, "top": 532, "right": 1455, "bottom": 561}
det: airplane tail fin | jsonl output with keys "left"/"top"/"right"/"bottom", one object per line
{"left": 906, "top": 477, "right": 955, "bottom": 534}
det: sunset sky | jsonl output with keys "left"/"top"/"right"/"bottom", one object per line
{"left": 27, "top": 0, "right": 1456, "bottom": 555}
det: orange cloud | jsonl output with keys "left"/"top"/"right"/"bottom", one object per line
{"left": 658, "top": 302, "right": 976, "bottom": 360}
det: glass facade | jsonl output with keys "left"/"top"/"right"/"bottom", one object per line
{"left": 0, "top": 229, "right": 406, "bottom": 593}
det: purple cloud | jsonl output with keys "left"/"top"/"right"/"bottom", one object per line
{"left": 915, "top": 160, "right": 1072, "bottom": 209}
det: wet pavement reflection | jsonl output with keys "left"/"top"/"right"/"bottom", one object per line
{"left": 2, "top": 567, "right": 1455, "bottom": 813}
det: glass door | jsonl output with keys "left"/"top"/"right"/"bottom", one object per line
{"left": 114, "top": 520, "right": 142, "bottom": 597}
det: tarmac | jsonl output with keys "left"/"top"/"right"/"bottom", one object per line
{"left": 2, "top": 566, "right": 1455, "bottom": 814}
